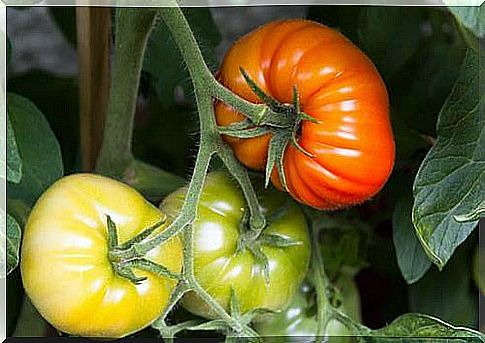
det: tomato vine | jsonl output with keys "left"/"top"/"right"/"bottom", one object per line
{"left": 94, "top": 3, "right": 357, "bottom": 342}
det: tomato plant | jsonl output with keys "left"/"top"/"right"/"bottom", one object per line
{"left": 215, "top": 20, "right": 395, "bottom": 210}
{"left": 161, "top": 171, "right": 310, "bottom": 318}
{"left": 20, "top": 174, "right": 183, "bottom": 338}
{"left": 255, "top": 275, "right": 361, "bottom": 341}
{"left": 4, "top": 3, "right": 483, "bottom": 342}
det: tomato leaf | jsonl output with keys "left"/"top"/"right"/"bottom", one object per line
{"left": 8, "top": 71, "right": 79, "bottom": 173}
{"left": 445, "top": 4, "right": 484, "bottom": 39}
{"left": 408, "top": 238, "right": 478, "bottom": 327}
{"left": 392, "top": 195, "right": 432, "bottom": 284}
{"left": 0, "top": 210, "right": 22, "bottom": 278}
{"left": 144, "top": 7, "right": 221, "bottom": 109}
{"left": 453, "top": 200, "right": 485, "bottom": 222}
{"left": 7, "top": 93, "right": 64, "bottom": 207}
{"left": 367, "top": 313, "right": 484, "bottom": 341}
{"left": 412, "top": 50, "right": 483, "bottom": 269}
{"left": 5, "top": 113, "right": 23, "bottom": 183}
{"left": 0, "top": 44, "right": 22, "bottom": 183}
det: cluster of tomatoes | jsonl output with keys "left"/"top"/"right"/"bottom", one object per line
{"left": 19, "top": 19, "right": 394, "bottom": 339}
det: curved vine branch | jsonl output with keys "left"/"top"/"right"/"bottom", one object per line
{"left": 96, "top": 3, "right": 270, "bottom": 339}
{"left": 310, "top": 223, "right": 332, "bottom": 342}
{"left": 94, "top": 1, "right": 347, "bottom": 340}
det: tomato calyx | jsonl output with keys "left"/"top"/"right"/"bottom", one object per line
{"left": 218, "top": 68, "right": 319, "bottom": 189}
{"left": 105, "top": 215, "right": 182, "bottom": 284}
{"left": 236, "top": 208, "right": 303, "bottom": 285}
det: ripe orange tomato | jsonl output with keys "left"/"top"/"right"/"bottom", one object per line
{"left": 215, "top": 19, "right": 395, "bottom": 210}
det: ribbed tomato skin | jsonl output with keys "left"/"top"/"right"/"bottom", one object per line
{"left": 215, "top": 19, "right": 395, "bottom": 210}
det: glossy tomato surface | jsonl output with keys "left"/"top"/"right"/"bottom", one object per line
{"left": 215, "top": 20, "right": 395, "bottom": 210}
{"left": 20, "top": 174, "right": 183, "bottom": 338}
{"left": 255, "top": 275, "right": 361, "bottom": 342}
{"left": 160, "top": 172, "right": 310, "bottom": 318}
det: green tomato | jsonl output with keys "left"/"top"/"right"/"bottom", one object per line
{"left": 160, "top": 171, "right": 311, "bottom": 319}
{"left": 255, "top": 275, "right": 361, "bottom": 342}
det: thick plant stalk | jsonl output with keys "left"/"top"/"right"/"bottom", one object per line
{"left": 95, "top": 8, "right": 185, "bottom": 197}
{"left": 96, "top": 8, "right": 156, "bottom": 175}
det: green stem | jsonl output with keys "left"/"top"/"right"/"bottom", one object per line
{"left": 218, "top": 144, "right": 266, "bottom": 232}
{"left": 156, "top": 5, "right": 266, "bottom": 233}
{"left": 133, "top": 137, "right": 215, "bottom": 256}
{"left": 310, "top": 224, "right": 331, "bottom": 342}
{"left": 183, "top": 222, "right": 254, "bottom": 335}
{"left": 96, "top": 8, "right": 156, "bottom": 175}
{"left": 158, "top": 3, "right": 274, "bottom": 124}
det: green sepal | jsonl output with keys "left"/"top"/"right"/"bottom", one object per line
{"left": 259, "top": 233, "right": 302, "bottom": 248}
{"left": 248, "top": 244, "right": 270, "bottom": 286}
{"left": 119, "top": 215, "right": 167, "bottom": 249}
{"left": 127, "top": 258, "right": 182, "bottom": 280}
{"left": 299, "top": 111, "right": 320, "bottom": 124}
{"left": 218, "top": 125, "right": 270, "bottom": 139}
{"left": 114, "top": 264, "right": 147, "bottom": 284}
{"left": 265, "top": 130, "right": 290, "bottom": 190}
{"left": 238, "top": 68, "right": 293, "bottom": 128}
{"left": 239, "top": 67, "right": 282, "bottom": 112}
{"left": 106, "top": 215, "right": 119, "bottom": 249}
{"left": 290, "top": 133, "right": 315, "bottom": 158}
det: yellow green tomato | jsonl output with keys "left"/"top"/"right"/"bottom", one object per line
{"left": 160, "top": 171, "right": 310, "bottom": 318}
{"left": 255, "top": 275, "right": 361, "bottom": 342}
{"left": 20, "top": 174, "right": 183, "bottom": 338}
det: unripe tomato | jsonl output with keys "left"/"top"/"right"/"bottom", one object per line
{"left": 160, "top": 172, "right": 310, "bottom": 318}
{"left": 255, "top": 275, "right": 361, "bottom": 342}
{"left": 20, "top": 174, "right": 183, "bottom": 338}
{"left": 215, "top": 20, "right": 395, "bottom": 210}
